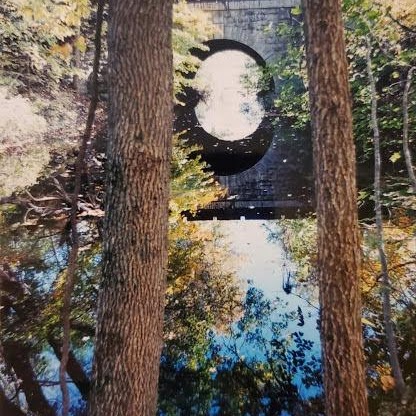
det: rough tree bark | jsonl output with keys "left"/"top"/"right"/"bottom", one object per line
{"left": 301, "top": 1, "right": 369, "bottom": 415}
{"left": 89, "top": 0, "right": 173, "bottom": 415}
{"left": 366, "top": 42, "right": 406, "bottom": 399}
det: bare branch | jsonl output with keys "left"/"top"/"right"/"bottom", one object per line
{"left": 59, "top": 0, "right": 106, "bottom": 414}
{"left": 366, "top": 39, "right": 406, "bottom": 398}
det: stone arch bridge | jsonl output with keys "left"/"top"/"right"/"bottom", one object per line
{"left": 189, "top": 0, "right": 299, "bottom": 65}
{"left": 182, "top": 0, "right": 313, "bottom": 220}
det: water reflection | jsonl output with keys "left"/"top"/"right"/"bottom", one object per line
{"left": 159, "top": 287, "right": 322, "bottom": 415}
{"left": 2, "top": 216, "right": 323, "bottom": 415}
{"left": 158, "top": 220, "right": 323, "bottom": 416}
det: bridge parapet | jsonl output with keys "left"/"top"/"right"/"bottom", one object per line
{"left": 188, "top": 0, "right": 300, "bottom": 11}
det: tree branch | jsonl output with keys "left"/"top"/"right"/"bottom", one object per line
{"left": 59, "top": 0, "right": 105, "bottom": 414}
{"left": 366, "top": 38, "right": 406, "bottom": 398}
{"left": 49, "top": 337, "right": 90, "bottom": 401}
{"left": 3, "top": 341, "right": 56, "bottom": 416}
{"left": 0, "top": 386, "right": 26, "bottom": 416}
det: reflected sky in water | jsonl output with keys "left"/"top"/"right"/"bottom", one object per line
{"left": 40, "top": 221, "right": 322, "bottom": 415}
{"left": 199, "top": 220, "right": 322, "bottom": 403}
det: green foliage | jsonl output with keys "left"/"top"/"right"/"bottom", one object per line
{"left": 4, "top": 0, "right": 416, "bottom": 414}
{"left": 0, "top": 147, "right": 236, "bottom": 410}
{"left": 213, "top": 287, "right": 321, "bottom": 415}
{"left": 165, "top": 220, "right": 242, "bottom": 365}
{"left": 268, "top": 218, "right": 317, "bottom": 285}
{"left": 173, "top": 1, "right": 216, "bottom": 103}
{"left": 266, "top": 20, "right": 309, "bottom": 129}
{"left": 268, "top": 213, "right": 416, "bottom": 414}
{"left": 344, "top": 0, "right": 416, "bottom": 167}
{"left": 170, "top": 134, "right": 225, "bottom": 219}
{"left": 266, "top": 1, "right": 416, "bottom": 207}
{"left": 159, "top": 286, "right": 323, "bottom": 416}
{"left": 0, "top": 0, "right": 216, "bottom": 201}
{"left": 0, "top": 1, "right": 228, "bottom": 414}
{"left": 0, "top": 0, "right": 91, "bottom": 87}
{"left": 267, "top": 1, "right": 416, "bottom": 152}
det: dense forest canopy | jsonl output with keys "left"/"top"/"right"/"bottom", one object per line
{"left": 0, "top": 0, "right": 415, "bottom": 415}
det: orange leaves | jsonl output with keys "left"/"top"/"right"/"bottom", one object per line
{"left": 50, "top": 42, "right": 73, "bottom": 59}
{"left": 49, "top": 35, "right": 86, "bottom": 62}
{"left": 376, "top": 364, "right": 396, "bottom": 392}
{"left": 380, "top": 374, "right": 396, "bottom": 392}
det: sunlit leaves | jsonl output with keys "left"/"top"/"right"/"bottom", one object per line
{"left": 164, "top": 219, "right": 242, "bottom": 372}
{"left": 291, "top": 6, "right": 302, "bottom": 16}
{"left": 382, "top": 0, "right": 416, "bottom": 29}
{"left": 390, "top": 152, "right": 401, "bottom": 163}
{"left": 266, "top": 21, "right": 309, "bottom": 129}
{"left": 11, "top": 0, "right": 89, "bottom": 39}
{"left": 173, "top": 1, "right": 216, "bottom": 103}
{"left": 0, "top": 0, "right": 91, "bottom": 86}
{"left": 170, "top": 134, "right": 225, "bottom": 219}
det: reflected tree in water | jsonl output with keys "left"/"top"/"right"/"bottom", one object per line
{"left": 158, "top": 287, "right": 323, "bottom": 416}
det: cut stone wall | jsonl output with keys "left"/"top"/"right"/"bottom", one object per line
{"left": 186, "top": 0, "right": 312, "bottom": 220}
{"left": 189, "top": 0, "right": 300, "bottom": 63}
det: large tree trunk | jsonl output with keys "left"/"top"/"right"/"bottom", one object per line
{"left": 301, "top": 1, "right": 369, "bottom": 415}
{"left": 89, "top": 0, "right": 173, "bottom": 415}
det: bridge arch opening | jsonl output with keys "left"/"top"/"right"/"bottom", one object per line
{"left": 176, "top": 39, "right": 275, "bottom": 176}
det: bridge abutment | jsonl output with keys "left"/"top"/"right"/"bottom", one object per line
{"left": 184, "top": 0, "right": 312, "bottom": 220}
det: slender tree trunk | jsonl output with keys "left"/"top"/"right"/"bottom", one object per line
{"left": 89, "top": 0, "right": 173, "bottom": 414}
{"left": 49, "top": 337, "right": 90, "bottom": 400}
{"left": 3, "top": 341, "right": 56, "bottom": 416}
{"left": 0, "top": 387, "right": 26, "bottom": 416}
{"left": 72, "top": 36, "right": 81, "bottom": 92}
{"left": 302, "top": 1, "right": 369, "bottom": 415}
{"left": 59, "top": 1, "right": 105, "bottom": 413}
{"left": 403, "top": 66, "right": 416, "bottom": 193}
{"left": 366, "top": 41, "right": 406, "bottom": 399}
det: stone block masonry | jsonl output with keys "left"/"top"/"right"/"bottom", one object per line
{"left": 184, "top": 0, "right": 312, "bottom": 220}
{"left": 189, "top": 0, "right": 300, "bottom": 62}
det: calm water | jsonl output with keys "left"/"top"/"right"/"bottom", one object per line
{"left": 39, "top": 220, "right": 322, "bottom": 415}
{"left": 159, "top": 219, "right": 322, "bottom": 415}
{"left": 203, "top": 220, "right": 321, "bottom": 397}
